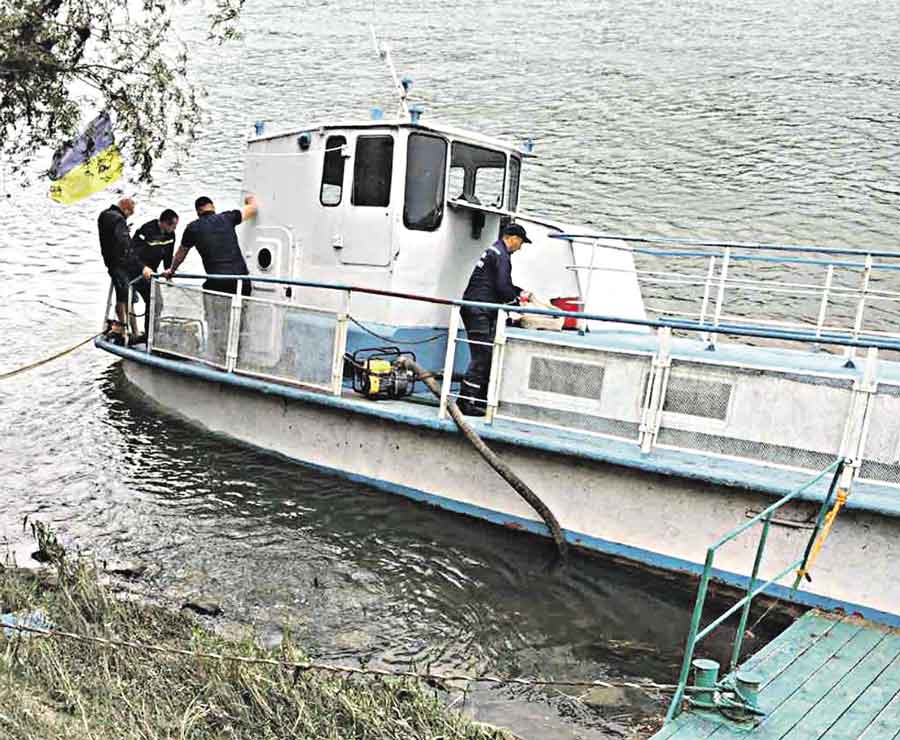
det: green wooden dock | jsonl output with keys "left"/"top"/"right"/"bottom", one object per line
{"left": 652, "top": 609, "right": 900, "bottom": 739}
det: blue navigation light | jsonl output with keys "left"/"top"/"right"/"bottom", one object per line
{"left": 409, "top": 105, "right": 424, "bottom": 124}
{"left": 401, "top": 77, "right": 413, "bottom": 92}
{"left": 524, "top": 138, "right": 535, "bottom": 153}
{"left": 254, "top": 121, "right": 266, "bottom": 136}
{"left": 371, "top": 107, "right": 384, "bottom": 120}
{"left": 297, "top": 132, "right": 311, "bottom": 150}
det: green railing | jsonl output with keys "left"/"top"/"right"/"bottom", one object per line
{"left": 665, "top": 457, "right": 847, "bottom": 722}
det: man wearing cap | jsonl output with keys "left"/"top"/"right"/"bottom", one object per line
{"left": 458, "top": 223, "right": 532, "bottom": 416}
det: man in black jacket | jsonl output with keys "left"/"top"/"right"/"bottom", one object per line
{"left": 98, "top": 197, "right": 152, "bottom": 343}
{"left": 133, "top": 208, "right": 179, "bottom": 272}
{"left": 458, "top": 223, "right": 532, "bottom": 416}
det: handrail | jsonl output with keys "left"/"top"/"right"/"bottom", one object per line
{"left": 664, "top": 459, "right": 847, "bottom": 723}
{"left": 159, "top": 273, "right": 900, "bottom": 353}
{"left": 550, "top": 231, "right": 900, "bottom": 260}
{"left": 574, "top": 247, "right": 900, "bottom": 272}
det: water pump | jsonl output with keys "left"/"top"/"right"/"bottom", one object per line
{"left": 346, "top": 347, "right": 417, "bottom": 400}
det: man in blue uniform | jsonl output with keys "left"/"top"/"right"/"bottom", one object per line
{"left": 164, "top": 194, "right": 258, "bottom": 361}
{"left": 458, "top": 223, "right": 532, "bottom": 416}
{"left": 165, "top": 194, "right": 257, "bottom": 291}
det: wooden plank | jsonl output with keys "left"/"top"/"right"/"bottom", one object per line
{"left": 650, "top": 711, "right": 722, "bottom": 739}
{"left": 821, "top": 650, "right": 900, "bottom": 739}
{"left": 739, "top": 611, "right": 842, "bottom": 687}
{"left": 782, "top": 632, "right": 900, "bottom": 739}
{"left": 737, "top": 626, "right": 887, "bottom": 739}
{"left": 651, "top": 609, "right": 840, "bottom": 740}
{"left": 858, "top": 687, "right": 900, "bottom": 740}
{"left": 709, "top": 619, "right": 861, "bottom": 738}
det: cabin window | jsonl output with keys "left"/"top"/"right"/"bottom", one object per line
{"left": 449, "top": 142, "right": 506, "bottom": 208}
{"left": 404, "top": 133, "right": 447, "bottom": 231}
{"left": 352, "top": 135, "right": 394, "bottom": 207}
{"left": 508, "top": 156, "right": 521, "bottom": 212}
{"left": 320, "top": 135, "right": 346, "bottom": 207}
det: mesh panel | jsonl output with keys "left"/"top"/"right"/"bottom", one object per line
{"left": 151, "top": 282, "right": 231, "bottom": 367}
{"left": 499, "top": 402, "right": 640, "bottom": 441}
{"left": 663, "top": 374, "right": 732, "bottom": 420}
{"left": 528, "top": 357, "right": 604, "bottom": 399}
{"left": 656, "top": 428, "right": 835, "bottom": 471}
{"left": 858, "top": 460, "right": 900, "bottom": 487}
{"left": 235, "top": 299, "right": 337, "bottom": 388}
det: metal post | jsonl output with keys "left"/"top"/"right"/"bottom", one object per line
{"left": 147, "top": 278, "right": 157, "bottom": 352}
{"left": 640, "top": 326, "right": 671, "bottom": 453}
{"left": 815, "top": 264, "right": 834, "bottom": 339}
{"left": 485, "top": 309, "right": 508, "bottom": 424}
{"left": 845, "top": 254, "right": 873, "bottom": 362}
{"left": 852, "top": 347, "right": 878, "bottom": 470}
{"left": 101, "top": 280, "right": 114, "bottom": 332}
{"left": 125, "top": 284, "right": 134, "bottom": 343}
{"left": 691, "top": 659, "right": 720, "bottom": 709}
{"left": 666, "top": 548, "right": 716, "bottom": 722}
{"left": 225, "top": 282, "right": 244, "bottom": 372}
{"left": 582, "top": 238, "right": 600, "bottom": 317}
{"left": 698, "top": 255, "right": 716, "bottom": 344}
{"left": 710, "top": 247, "right": 731, "bottom": 349}
{"left": 331, "top": 290, "right": 351, "bottom": 396}
{"left": 439, "top": 307, "right": 461, "bottom": 420}
{"left": 730, "top": 515, "right": 772, "bottom": 671}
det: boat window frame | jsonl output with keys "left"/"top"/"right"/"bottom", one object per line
{"left": 319, "top": 134, "right": 348, "bottom": 207}
{"left": 448, "top": 140, "right": 507, "bottom": 210}
{"left": 403, "top": 131, "right": 448, "bottom": 232}
{"left": 351, "top": 134, "right": 395, "bottom": 208}
{"left": 507, "top": 154, "right": 521, "bottom": 213}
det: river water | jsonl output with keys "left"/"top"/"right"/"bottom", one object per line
{"left": 2, "top": 1, "right": 899, "bottom": 737}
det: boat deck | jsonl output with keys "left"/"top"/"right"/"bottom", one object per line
{"left": 651, "top": 610, "right": 900, "bottom": 740}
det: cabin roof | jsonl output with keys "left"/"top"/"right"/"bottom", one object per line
{"left": 248, "top": 118, "right": 534, "bottom": 157}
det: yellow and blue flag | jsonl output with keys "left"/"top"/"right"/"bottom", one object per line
{"left": 48, "top": 112, "right": 124, "bottom": 205}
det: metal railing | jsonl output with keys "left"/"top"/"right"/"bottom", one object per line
{"left": 664, "top": 458, "right": 847, "bottom": 723}
{"left": 103, "top": 274, "right": 900, "bottom": 487}
{"left": 142, "top": 278, "right": 350, "bottom": 395}
{"left": 552, "top": 232, "right": 900, "bottom": 356}
{"left": 125, "top": 272, "right": 900, "bottom": 354}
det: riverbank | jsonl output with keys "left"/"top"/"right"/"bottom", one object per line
{"left": 1, "top": 530, "right": 519, "bottom": 740}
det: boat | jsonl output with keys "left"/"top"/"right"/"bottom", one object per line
{"left": 97, "top": 41, "right": 900, "bottom": 628}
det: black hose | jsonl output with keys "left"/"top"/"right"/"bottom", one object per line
{"left": 399, "top": 358, "right": 569, "bottom": 564}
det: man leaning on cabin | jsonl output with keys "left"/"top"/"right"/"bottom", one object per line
{"left": 458, "top": 223, "right": 532, "bottom": 417}
{"left": 163, "top": 194, "right": 259, "bottom": 360}
{"left": 98, "top": 196, "right": 153, "bottom": 345}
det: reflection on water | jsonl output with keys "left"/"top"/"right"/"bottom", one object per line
{"left": 3, "top": 0, "right": 899, "bottom": 736}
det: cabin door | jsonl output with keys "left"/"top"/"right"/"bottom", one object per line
{"left": 337, "top": 133, "right": 395, "bottom": 267}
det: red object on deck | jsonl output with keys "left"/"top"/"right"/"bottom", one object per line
{"left": 550, "top": 297, "right": 582, "bottom": 329}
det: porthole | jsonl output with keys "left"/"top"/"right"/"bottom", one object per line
{"left": 257, "top": 247, "right": 273, "bottom": 271}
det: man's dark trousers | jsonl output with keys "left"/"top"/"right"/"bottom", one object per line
{"left": 460, "top": 308, "right": 496, "bottom": 412}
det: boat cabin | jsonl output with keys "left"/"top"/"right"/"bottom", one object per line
{"left": 238, "top": 118, "right": 645, "bottom": 330}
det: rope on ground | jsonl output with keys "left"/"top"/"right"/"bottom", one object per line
{"left": 1, "top": 620, "right": 676, "bottom": 695}
{"left": 398, "top": 357, "right": 569, "bottom": 564}
{"left": 0, "top": 333, "right": 101, "bottom": 380}
{"left": 349, "top": 315, "right": 447, "bottom": 345}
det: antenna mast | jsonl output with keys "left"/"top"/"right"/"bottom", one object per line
{"left": 370, "top": 26, "right": 410, "bottom": 119}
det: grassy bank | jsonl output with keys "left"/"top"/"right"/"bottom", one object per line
{"left": 0, "top": 540, "right": 511, "bottom": 740}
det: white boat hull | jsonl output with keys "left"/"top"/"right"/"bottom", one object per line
{"left": 122, "top": 357, "right": 900, "bottom": 625}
